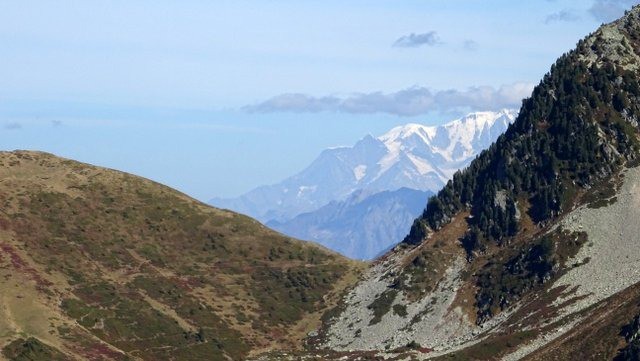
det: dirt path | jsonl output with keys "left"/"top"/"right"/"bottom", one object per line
{"left": 0, "top": 294, "right": 20, "bottom": 336}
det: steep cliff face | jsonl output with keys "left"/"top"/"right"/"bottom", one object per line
{"left": 302, "top": 6, "right": 640, "bottom": 360}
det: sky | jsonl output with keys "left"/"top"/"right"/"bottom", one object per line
{"left": 1, "top": 0, "right": 639, "bottom": 200}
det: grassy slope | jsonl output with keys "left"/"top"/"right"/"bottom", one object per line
{"left": 524, "top": 283, "right": 640, "bottom": 360}
{"left": 0, "top": 150, "right": 364, "bottom": 360}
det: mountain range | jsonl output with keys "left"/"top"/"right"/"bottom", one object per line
{"left": 212, "top": 109, "right": 517, "bottom": 259}
{"left": 305, "top": 6, "right": 640, "bottom": 360}
{"left": 4, "top": 5, "right": 640, "bottom": 361}
{"left": 212, "top": 109, "right": 516, "bottom": 223}
{"left": 267, "top": 187, "right": 432, "bottom": 260}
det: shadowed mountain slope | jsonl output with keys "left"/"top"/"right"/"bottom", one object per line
{"left": 268, "top": 188, "right": 432, "bottom": 260}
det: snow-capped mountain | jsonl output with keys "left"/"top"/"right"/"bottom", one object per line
{"left": 210, "top": 109, "right": 517, "bottom": 224}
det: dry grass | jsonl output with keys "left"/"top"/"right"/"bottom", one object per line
{"left": 0, "top": 150, "right": 364, "bottom": 360}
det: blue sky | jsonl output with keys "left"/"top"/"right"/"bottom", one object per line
{"left": 1, "top": 0, "right": 638, "bottom": 200}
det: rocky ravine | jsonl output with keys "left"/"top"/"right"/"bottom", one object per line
{"left": 319, "top": 163, "right": 640, "bottom": 360}
{"left": 323, "top": 254, "right": 472, "bottom": 352}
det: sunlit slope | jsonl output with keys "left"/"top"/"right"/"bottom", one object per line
{"left": 0, "top": 150, "right": 363, "bottom": 360}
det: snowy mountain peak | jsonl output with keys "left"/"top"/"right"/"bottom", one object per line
{"left": 379, "top": 109, "right": 516, "bottom": 148}
{"left": 446, "top": 109, "right": 515, "bottom": 138}
{"left": 374, "top": 110, "right": 517, "bottom": 180}
{"left": 380, "top": 109, "right": 518, "bottom": 143}
{"left": 210, "top": 109, "right": 517, "bottom": 223}
{"left": 379, "top": 123, "right": 436, "bottom": 144}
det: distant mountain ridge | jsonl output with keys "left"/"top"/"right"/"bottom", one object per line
{"left": 267, "top": 188, "right": 432, "bottom": 260}
{"left": 210, "top": 109, "right": 517, "bottom": 224}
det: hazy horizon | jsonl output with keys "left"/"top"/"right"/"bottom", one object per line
{"left": 1, "top": 0, "right": 635, "bottom": 200}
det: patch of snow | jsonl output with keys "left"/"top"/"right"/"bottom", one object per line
{"left": 353, "top": 165, "right": 367, "bottom": 182}
{"left": 376, "top": 142, "right": 400, "bottom": 175}
{"left": 406, "top": 154, "right": 435, "bottom": 175}
{"left": 297, "top": 185, "right": 317, "bottom": 197}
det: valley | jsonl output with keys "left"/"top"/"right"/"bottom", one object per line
{"left": 3, "top": 3, "right": 640, "bottom": 361}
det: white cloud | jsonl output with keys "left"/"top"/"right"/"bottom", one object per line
{"left": 245, "top": 83, "right": 535, "bottom": 117}
{"left": 463, "top": 40, "right": 479, "bottom": 51}
{"left": 393, "top": 31, "right": 441, "bottom": 48}
{"left": 545, "top": 9, "right": 580, "bottom": 24}
{"left": 589, "top": 0, "right": 640, "bottom": 22}
{"left": 4, "top": 122, "right": 22, "bottom": 130}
